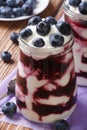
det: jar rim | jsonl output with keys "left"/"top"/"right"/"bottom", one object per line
{"left": 63, "top": 0, "right": 87, "bottom": 21}
{"left": 19, "top": 36, "right": 74, "bottom": 56}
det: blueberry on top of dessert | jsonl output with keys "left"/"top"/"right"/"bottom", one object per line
{"left": 19, "top": 16, "right": 72, "bottom": 51}
{"left": 32, "top": 38, "right": 45, "bottom": 47}
{"left": 68, "top": 0, "right": 87, "bottom": 15}
{"left": 36, "top": 21, "right": 51, "bottom": 36}
{"left": 20, "top": 27, "right": 32, "bottom": 40}
{"left": 56, "top": 21, "right": 72, "bottom": 36}
{"left": 79, "top": 2, "right": 87, "bottom": 15}
{"left": 45, "top": 16, "right": 57, "bottom": 25}
{"left": 69, "top": 0, "right": 81, "bottom": 7}
{"left": 28, "top": 16, "right": 42, "bottom": 25}
{"left": 49, "top": 33, "right": 64, "bottom": 47}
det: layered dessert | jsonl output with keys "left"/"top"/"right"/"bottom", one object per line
{"left": 15, "top": 16, "right": 77, "bottom": 123}
{"left": 63, "top": 0, "right": 87, "bottom": 86}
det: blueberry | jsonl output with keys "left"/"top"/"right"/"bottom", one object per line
{"left": 0, "top": 0, "right": 36, "bottom": 18}
{"left": 23, "top": 0, "right": 26, "bottom": 2}
{"left": 49, "top": 33, "right": 64, "bottom": 47}
{"left": 10, "top": 32, "right": 19, "bottom": 44}
{"left": 79, "top": 2, "right": 87, "bottom": 15}
{"left": 36, "top": 21, "right": 51, "bottom": 36}
{"left": 6, "top": 0, "right": 16, "bottom": 7}
{"left": 56, "top": 21, "right": 72, "bottom": 36}
{"left": 25, "top": 0, "right": 37, "bottom": 8}
{"left": 1, "top": 6, "right": 12, "bottom": 18}
{"left": 20, "top": 27, "right": 32, "bottom": 39}
{"left": 2, "top": 0, "right": 7, "bottom": 6}
{"left": 16, "top": 0, "right": 24, "bottom": 7}
{"left": 28, "top": 16, "right": 42, "bottom": 25}
{"left": 32, "top": 38, "right": 45, "bottom": 47}
{"left": 55, "top": 120, "right": 69, "bottom": 130}
{"left": 12, "top": 7, "right": 24, "bottom": 17}
{"left": 81, "top": 21, "right": 87, "bottom": 27}
{"left": 45, "top": 16, "right": 57, "bottom": 25}
{"left": 22, "top": 3, "right": 33, "bottom": 15}
{"left": 2, "top": 102, "right": 17, "bottom": 117}
{"left": 1, "top": 51, "right": 12, "bottom": 62}
{"left": 69, "top": 0, "right": 81, "bottom": 7}
{"left": 0, "top": 6, "right": 4, "bottom": 15}
{"left": 0, "top": 0, "right": 3, "bottom": 6}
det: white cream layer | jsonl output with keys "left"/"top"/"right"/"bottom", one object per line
{"left": 19, "top": 24, "right": 73, "bottom": 60}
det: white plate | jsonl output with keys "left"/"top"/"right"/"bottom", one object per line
{"left": 0, "top": 0, "right": 50, "bottom": 21}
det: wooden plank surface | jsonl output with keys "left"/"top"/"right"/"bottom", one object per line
{"left": 0, "top": 0, "right": 64, "bottom": 129}
{"left": 0, "top": 0, "right": 63, "bottom": 82}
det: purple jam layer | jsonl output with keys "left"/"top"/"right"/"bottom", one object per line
{"left": 65, "top": 16, "right": 87, "bottom": 41}
{"left": 65, "top": 16, "right": 87, "bottom": 80}
{"left": 32, "top": 95, "right": 76, "bottom": 118}
{"left": 19, "top": 50, "right": 72, "bottom": 79}
{"left": 16, "top": 73, "right": 28, "bottom": 95}
{"left": 16, "top": 50, "right": 76, "bottom": 121}
{"left": 16, "top": 97, "right": 26, "bottom": 109}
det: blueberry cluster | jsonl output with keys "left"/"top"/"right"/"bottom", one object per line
{"left": 69, "top": 0, "right": 87, "bottom": 15}
{"left": 0, "top": 0, "right": 37, "bottom": 18}
{"left": 20, "top": 16, "right": 72, "bottom": 48}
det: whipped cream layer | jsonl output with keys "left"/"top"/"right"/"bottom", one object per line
{"left": 19, "top": 21, "right": 73, "bottom": 60}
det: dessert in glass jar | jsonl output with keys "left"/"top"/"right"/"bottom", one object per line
{"left": 63, "top": 0, "right": 87, "bottom": 87}
{"left": 15, "top": 16, "right": 77, "bottom": 123}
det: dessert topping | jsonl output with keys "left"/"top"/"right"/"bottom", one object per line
{"left": 69, "top": 0, "right": 81, "bottom": 7}
{"left": 49, "top": 33, "right": 64, "bottom": 47}
{"left": 56, "top": 21, "right": 72, "bottom": 36}
{"left": 36, "top": 21, "right": 51, "bottom": 36}
{"left": 20, "top": 27, "right": 32, "bottom": 40}
{"left": 45, "top": 16, "right": 57, "bottom": 25}
{"left": 32, "top": 38, "right": 45, "bottom": 47}
{"left": 28, "top": 16, "right": 42, "bottom": 25}
{"left": 79, "top": 2, "right": 87, "bottom": 15}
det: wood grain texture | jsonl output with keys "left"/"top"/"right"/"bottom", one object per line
{"left": 0, "top": 0, "right": 63, "bottom": 82}
{"left": 0, "top": 0, "right": 64, "bottom": 129}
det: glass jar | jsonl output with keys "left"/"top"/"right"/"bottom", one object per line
{"left": 63, "top": 0, "right": 87, "bottom": 87}
{"left": 15, "top": 27, "right": 77, "bottom": 123}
